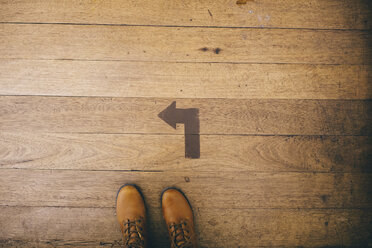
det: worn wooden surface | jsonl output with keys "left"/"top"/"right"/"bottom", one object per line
{"left": 1, "top": 24, "right": 371, "bottom": 64}
{"left": 1, "top": 0, "right": 371, "bottom": 30}
{"left": 1, "top": 60, "right": 371, "bottom": 99}
{"left": 1, "top": 97, "right": 371, "bottom": 135}
{"left": 1, "top": 133, "right": 370, "bottom": 172}
{"left": 1, "top": 169, "right": 372, "bottom": 209}
{"left": 1, "top": 206, "right": 370, "bottom": 247}
{"left": 0, "top": 0, "right": 371, "bottom": 247}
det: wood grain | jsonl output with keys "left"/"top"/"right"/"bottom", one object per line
{"left": 0, "top": 133, "right": 370, "bottom": 172}
{"left": 1, "top": 59, "right": 370, "bottom": 99}
{"left": 0, "top": 96, "right": 370, "bottom": 135}
{"left": 1, "top": 24, "right": 370, "bottom": 64}
{"left": 1, "top": 169, "right": 371, "bottom": 209}
{"left": 0, "top": 206, "right": 370, "bottom": 247}
{"left": 0, "top": 0, "right": 371, "bottom": 30}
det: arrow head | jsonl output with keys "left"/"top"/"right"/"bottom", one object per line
{"left": 158, "top": 101, "right": 177, "bottom": 129}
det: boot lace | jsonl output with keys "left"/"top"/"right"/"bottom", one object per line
{"left": 122, "top": 219, "right": 145, "bottom": 248}
{"left": 169, "top": 221, "right": 192, "bottom": 248}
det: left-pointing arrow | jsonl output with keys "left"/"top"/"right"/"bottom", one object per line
{"left": 158, "top": 101, "right": 200, "bottom": 159}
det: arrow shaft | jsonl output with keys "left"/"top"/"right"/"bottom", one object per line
{"left": 185, "top": 133, "right": 200, "bottom": 159}
{"left": 183, "top": 111, "right": 200, "bottom": 158}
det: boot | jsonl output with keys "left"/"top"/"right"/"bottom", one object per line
{"left": 161, "top": 188, "right": 198, "bottom": 248}
{"left": 116, "top": 184, "right": 147, "bottom": 248}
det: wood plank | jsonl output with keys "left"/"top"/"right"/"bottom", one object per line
{"left": 0, "top": 24, "right": 370, "bottom": 65}
{"left": 0, "top": 206, "right": 370, "bottom": 247}
{"left": 1, "top": 59, "right": 370, "bottom": 99}
{"left": 0, "top": 96, "right": 370, "bottom": 135}
{"left": 0, "top": 133, "right": 370, "bottom": 173}
{"left": 0, "top": 0, "right": 371, "bottom": 30}
{"left": 1, "top": 169, "right": 370, "bottom": 209}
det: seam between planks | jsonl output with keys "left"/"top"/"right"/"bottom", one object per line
{"left": 1, "top": 168, "right": 371, "bottom": 174}
{"left": 1, "top": 57, "right": 370, "bottom": 66}
{"left": 1, "top": 95, "right": 371, "bottom": 102}
{"left": 1, "top": 132, "right": 371, "bottom": 137}
{"left": 0, "top": 21, "right": 371, "bottom": 32}
{"left": 0, "top": 205, "right": 371, "bottom": 210}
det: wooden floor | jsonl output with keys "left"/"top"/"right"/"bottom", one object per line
{"left": 0, "top": 0, "right": 371, "bottom": 247}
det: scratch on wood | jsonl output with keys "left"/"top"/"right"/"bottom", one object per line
{"left": 208, "top": 9, "right": 213, "bottom": 17}
{"left": 236, "top": 0, "right": 253, "bottom": 5}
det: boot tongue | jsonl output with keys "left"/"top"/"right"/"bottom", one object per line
{"left": 128, "top": 225, "right": 139, "bottom": 242}
{"left": 126, "top": 224, "right": 143, "bottom": 247}
{"left": 175, "top": 234, "right": 192, "bottom": 248}
{"left": 175, "top": 228, "right": 186, "bottom": 244}
{"left": 173, "top": 224, "right": 193, "bottom": 248}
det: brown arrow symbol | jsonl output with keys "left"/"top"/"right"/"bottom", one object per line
{"left": 158, "top": 101, "right": 200, "bottom": 159}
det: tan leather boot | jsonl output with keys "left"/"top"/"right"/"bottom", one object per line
{"left": 161, "top": 188, "right": 198, "bottom": 248}
{"left": 116, "top": 184, "right": 147, "bottom": 248}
